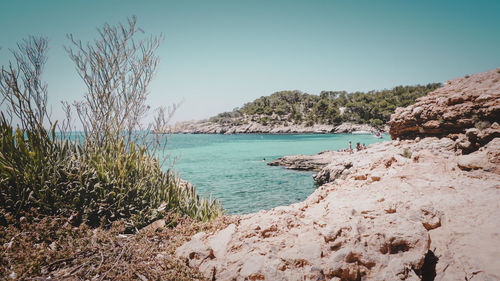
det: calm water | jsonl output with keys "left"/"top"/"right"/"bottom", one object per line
{"left": 163, "top": 134, "right": 390, "bottom": 214}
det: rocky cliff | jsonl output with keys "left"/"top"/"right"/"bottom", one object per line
{"left": 174, "top": 69, "right": 500, "bottom": 280}
{"left": 388, "top": 69, "right": 500, "bottom": 152}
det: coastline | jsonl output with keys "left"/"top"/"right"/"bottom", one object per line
{"left": 176, "top": 136, "right": 500, "bottom": 280}
{"left": 167, "top": 121, "right": 384, "bottom": 135}
{"left": 174, "top": 68, "right": 500, "bottom": 280}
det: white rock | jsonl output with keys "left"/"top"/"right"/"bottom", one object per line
{"left": 176, "top": 137, "right": 500, "bottom": 280}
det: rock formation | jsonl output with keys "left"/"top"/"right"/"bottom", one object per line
{"left": 169, "top": 121, "right": 378, "bottom": 135}
{"left": 267, "top": 150, "right": 340, "bottom": 171}
{"left": 177, "top": 137, "right": 500, "bottom": 280}
{"left": 174, "top": 68, "right": 500, "bottom": 280}
{"left": 388, "top": 68, "right": 500, "bottom": 152}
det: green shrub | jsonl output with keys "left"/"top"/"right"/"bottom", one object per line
{"left": 0, "top": 23, "right": 224, "bottom": 230}
{"left": 370, "top": 118, "right": 384, "bottom": 126}
{"left": 0, "top": 117, "right": 223, "bottom": 229}
{"left": 0, "top": 116, "right": 65, "bottom": 222}
{"left": 258, "top": 116, "right": 270, "bottom": 125}
{"left": 305, "top": 113, "right": 316, "bottom": 127}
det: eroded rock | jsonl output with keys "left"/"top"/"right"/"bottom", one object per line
{"left": 175, "top": 69, "right": 500, "bottom": 280}
{"left": 268, "top": 151, "right": 338, "bottom": 171}
{"left": 388, "top": 69, "right": 500, "bottom": 150}
{"left": 168, "top": 120, "right": 379, "bottom": 135}
{"left": 176, "top": 137, "right": 500, "bottom": 280}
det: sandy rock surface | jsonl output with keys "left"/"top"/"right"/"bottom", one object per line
{"left": 176, "top": 137, "right": 500, "bottom": 280}
{"left": 313, "top": 137, "right": 456, "bottom": 185}
{"left": 388, "top": 68, "right": 500, "bottom": 146}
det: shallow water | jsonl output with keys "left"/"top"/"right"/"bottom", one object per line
{"left": 164, "top": 133, "right": 390, "bottom": 214}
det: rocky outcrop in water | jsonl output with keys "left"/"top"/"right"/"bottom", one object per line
{"left": 169, "top": 121, "right": 378, "bottom": 134}
{"left": 388, "top": 68, "right": 500, "bottom": 151}
{"left": 267, "top": 151, "right": 339, "bottom": 171}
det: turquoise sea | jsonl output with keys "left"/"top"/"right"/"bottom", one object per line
{"left": 164, "top": 134, "right": 390, "bottom": 214}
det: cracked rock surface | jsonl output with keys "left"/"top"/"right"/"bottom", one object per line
{"left": 176, "top": 137, "right": 500, "bottom": 280}
{"left": 176, "top": 69, "right": 500, "bottom": 280}
{"left": 267, "top": 150, "right": 339, "bottom": 172}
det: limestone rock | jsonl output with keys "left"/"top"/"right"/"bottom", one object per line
{"left": 176, "top": 137, "right": 500, "bottom": 280}
{"left": 168, "top": 120, "right": 378, "bottom": 135}
{"left": 313, "top": 160, "right": 353, "bottom": 185}
{"left": 207, "top": 224, "right": 236, "bottom": 258}
{"left": 457, "top": 153, "right": 490, "bottom": 170}
{"left": 268, "top": 151, "right": 339, "bottom": 171}
{"left": 456, "top": 137, "right": 500, "bottom": 173}
{"left": 388, "top": 68, "right": 500, "bottom": 149}
{"left": 174, "top": 68, "right": 500, "bottom": 279}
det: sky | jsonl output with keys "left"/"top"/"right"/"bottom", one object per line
{"left": 1, "top": 0, "right": 499, "bottom": 123}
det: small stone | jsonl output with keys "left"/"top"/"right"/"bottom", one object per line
{"left": 354, "top": 174, "right": 367, "bottom": 180}
{"left": 457, "top": 153, "right": 489, "bottom": 170}
{"left": 370, "top": 172, "right": 382, "bottom": 181}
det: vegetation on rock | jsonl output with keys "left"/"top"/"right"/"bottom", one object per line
{"left": 210, "top": 84, "right": 441, "bottom": 127}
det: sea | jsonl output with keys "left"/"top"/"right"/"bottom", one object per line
{"left": 163, "top": 133, "right": 391, "bottom": 214}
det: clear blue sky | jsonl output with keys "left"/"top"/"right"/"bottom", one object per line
{"left": 1, "top": 0, "right": 499, "bottom": 123}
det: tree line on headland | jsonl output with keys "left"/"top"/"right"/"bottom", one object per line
{"left": 210, "top": 84, "right": 441, "bottom": 128}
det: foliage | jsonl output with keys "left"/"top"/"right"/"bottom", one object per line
{"left": 0, "top": 21, "right": 224, "bottom": 230}
{"left": 210, "top": 84, "right": 441, "bottom": 127}
{"left": 209, "top": 110, "right": 242, "bottom": 125}
{"left": 0, "top": 115, "right": 223, "bottom": 229}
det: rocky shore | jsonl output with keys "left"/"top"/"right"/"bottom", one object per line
{"left": 174, "top": 69, "right": 500, "bottom": 280}
{"left": 168, "top": 121, "right": 379, "bottom": 134}
{"left": 267, "top": 150, "right": 339, "bottom": 172}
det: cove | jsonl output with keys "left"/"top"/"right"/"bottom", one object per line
{"left": 165, "top": 133, "right": 391, "bottom": 214}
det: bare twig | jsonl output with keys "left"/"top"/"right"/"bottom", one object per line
{"left": 0, "top": 36, "right": 51, "bottom": 132}
{"left": 64, "top": 16, "right": 175, "bottom": 164}
{"left": 99, "top": 245, "right": 127, "bottom": 281}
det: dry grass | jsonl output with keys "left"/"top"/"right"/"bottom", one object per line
{"left": 0, "top": 213, "right": 236, "bottom": 280}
